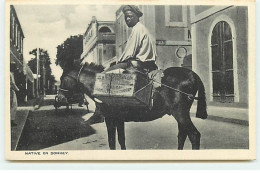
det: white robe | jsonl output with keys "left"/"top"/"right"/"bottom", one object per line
{"left": 119, "top": 22, "right": 157, "bottom": 63}
{"left": 10, "top": 72, "right": 18, "bottom": 121}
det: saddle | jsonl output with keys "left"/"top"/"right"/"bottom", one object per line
{"left": 104, "top": 60, "right": 157, "bottom": 74}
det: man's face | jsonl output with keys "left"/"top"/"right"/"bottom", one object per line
{"left": 124, "top": 10, "right": 139, "bottom": 27}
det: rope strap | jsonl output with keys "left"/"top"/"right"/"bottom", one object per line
{"left": 151, "top": 80, "right": 199, "bottom": 100}
{"left": 59, "top": 88, "right": 69, "bottom": 92}
{"left": 130, "top": 67, "right": 198, "bottom": 100}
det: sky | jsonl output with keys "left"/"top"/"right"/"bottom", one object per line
{"left": 14, "top": 4, "right": 120, "bottom": 81}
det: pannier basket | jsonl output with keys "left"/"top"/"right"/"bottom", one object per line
{"left": 93, "top": 73, "right": 153, "bottom": 107}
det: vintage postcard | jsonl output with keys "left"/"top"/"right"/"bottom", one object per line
{"left": 5, "top": 0, "right": 256, "bottom": 160}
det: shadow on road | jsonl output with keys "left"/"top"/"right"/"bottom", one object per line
{"left": 16, "top": 108, "right": 96, "bottom": 150}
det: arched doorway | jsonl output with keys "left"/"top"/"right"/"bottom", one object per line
{"left": 211, "top": 21, "right": 234, "bottom": 103}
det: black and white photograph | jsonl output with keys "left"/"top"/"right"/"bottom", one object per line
{"left": 5, "top": 0, "right": 256, "bottom": 160}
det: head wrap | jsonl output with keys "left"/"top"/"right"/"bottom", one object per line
{"left": 122, "top": 5, "right": 143, "bottom": 17}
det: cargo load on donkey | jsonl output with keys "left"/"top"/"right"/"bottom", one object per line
{"left": 93, "top": 73, "right": 153, "bottom": 108}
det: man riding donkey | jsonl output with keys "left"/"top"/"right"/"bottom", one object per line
{"left": 86, "top": 5, "right": 162, "bottom": 124}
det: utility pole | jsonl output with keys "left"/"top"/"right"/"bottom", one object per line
{"left": 43, "top": 56, "right": 46, "bottom": 97}
{"left": 36, "top": 48, "right": 39, "bottom": 98}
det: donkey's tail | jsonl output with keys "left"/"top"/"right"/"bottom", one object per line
{"left": 195, "top": 75, "right": 208, "bottom": 119}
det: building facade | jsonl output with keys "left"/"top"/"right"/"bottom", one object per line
{"left": 81, "top": 16, "right": 116, "bottom": 68}
{"left": 10, "top": 5, "right": 34, "bottom": 103}
{"left": 115, "top": 5, "right": 192, "bottom": 70}
{"left": 115, "top": 5, "right": 248, "bottom": 106}
{"left": 190, "top": 6, "right": 248, "bottom": 105}
{"left": 10, "top": 5, "right": 26, "bottom": 104}
{"left": 10, "top": 5, "right": 24, "bottom": 72}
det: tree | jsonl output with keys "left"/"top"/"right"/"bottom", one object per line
{"left": 28, "top": 48, "right": 56, "bottom": 95}
{"left": 55, "top": 35, "right": 83, "bottom": 73}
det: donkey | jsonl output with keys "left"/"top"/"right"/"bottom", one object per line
{"left": 58, "top": 63, "right": 208, "bottom": 150}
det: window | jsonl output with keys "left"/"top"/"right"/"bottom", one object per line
{"left": 165, "top": 5, "right": 187, "bottom": 27}
{"left": 211, "top": 21, "right": 234, "bottom": 102}
{"left": 89, "top": 29, "right": 92, "bottom": 37}
{"left": 15, "top": 24, "right": 18, "bottom": 46}
{"left": 12, "top": 16, "right": 15, "bottom": 40}
{"left": 21, "top": 39, "right": 23, "bottom": 53}
{"left": 99, "top": 26, "right": 111, "bottom": 33}
{"left": 10, "top": 14, "right": 15, "bottom": 41}
{"left": 10, "top": 14, "right": 12, "bottom": 40}
{"left": 18, "top": 30, "right": 20, "bottom": 50}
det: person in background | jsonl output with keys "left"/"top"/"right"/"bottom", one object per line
{"left": 10, "top": 62, "right": 19, "bottom": 127}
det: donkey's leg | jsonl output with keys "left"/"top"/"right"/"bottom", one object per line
{"left": 174, "top": 111, "right": 201, "bottom": 150}
{"left": 160, "top": 88, "right": 174, "bottom": 115}
{"left": 177, "top": 124, "right": 188, "bottom": 150}
{"left": 186, "top": 121, "right": 201, "bottom": 150}
{"left": 116, "top": 118, "right": 126, "bottom": 150}
{"left": 105, "top": 117, "right": 116, "bottom": 150}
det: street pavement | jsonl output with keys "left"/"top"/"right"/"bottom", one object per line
{"left": 43, "top": 112, "right": 248, "bottom": 150}
{"left": 11, "top": 106, "right": 34, "bottom": 150}
{"left": 14, "top": 95, "right": 249, "bottom": 150}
